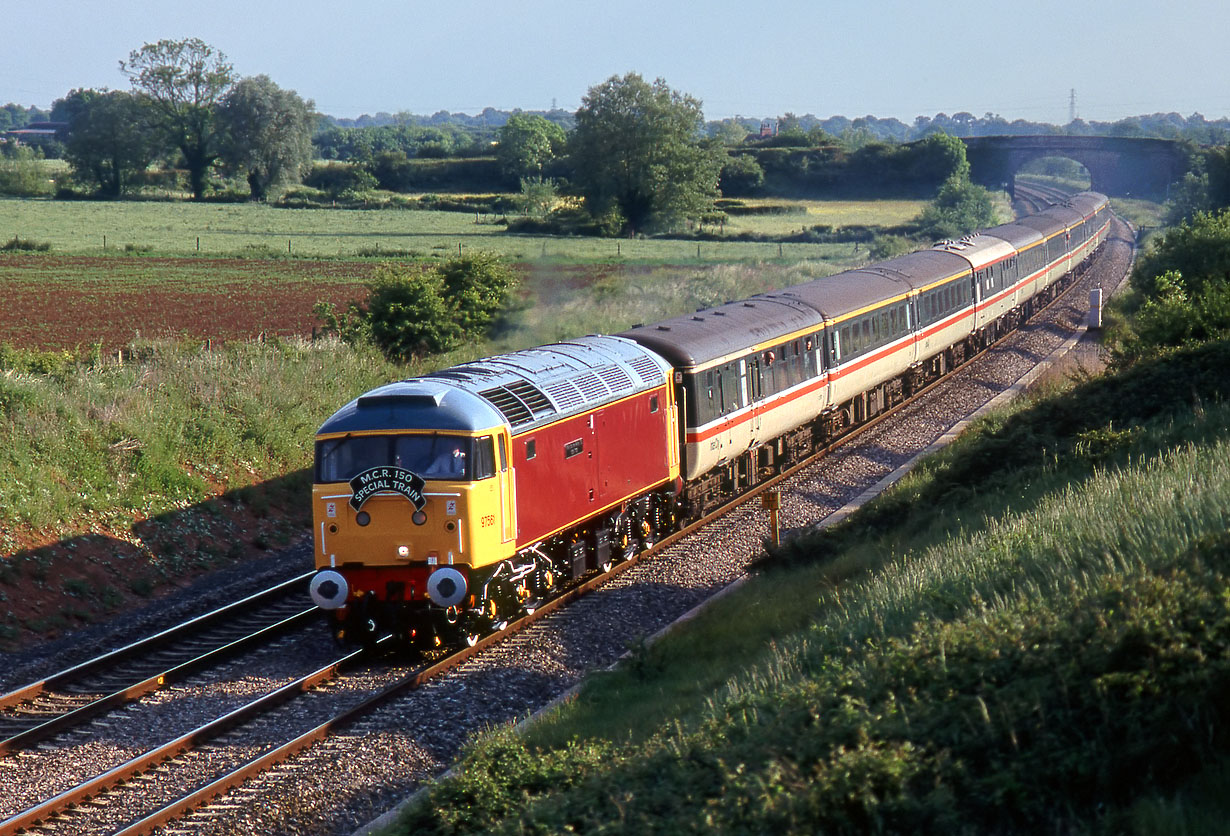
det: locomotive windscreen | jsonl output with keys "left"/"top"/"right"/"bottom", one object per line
{"left": 316, "top": 434, "right": 496, "bottom": 482}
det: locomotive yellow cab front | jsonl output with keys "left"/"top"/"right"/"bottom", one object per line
{"left": 311, "top": 382, "right": 517, "bottom": 647}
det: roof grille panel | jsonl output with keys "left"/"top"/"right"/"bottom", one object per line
{"left": 573, "top": 372, "right": 609, "bottom": 401}
{"left": 478, "top": 386, "right": 533, "bottom": 427}
{"left": 628, "top": 355, "right": 664, "bottom": 385}
{"left": 596, "top": 364, "right": 632, "bottom": 392}
{"left": 545, "top": 380, "right": 585, "bottom": 410}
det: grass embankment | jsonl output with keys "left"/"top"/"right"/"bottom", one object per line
{"left": 0, "top": 339, "right": 401, "bottom": 645}
{"left": 390, "top": 339, "right": 1230, "bottom": 835}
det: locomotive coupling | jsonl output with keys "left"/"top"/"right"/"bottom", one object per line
{"left": 310, "top": 569, "right": 349, "bottom": 610}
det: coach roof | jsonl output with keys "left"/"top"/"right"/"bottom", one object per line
{"left": 619, "top": 295, "right": 822, "bottom": 368}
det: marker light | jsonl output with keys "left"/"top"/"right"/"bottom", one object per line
{"left": 397, "top": 545, "right": 410, "bottom": 558}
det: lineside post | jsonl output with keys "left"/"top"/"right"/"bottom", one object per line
{"left": 762, "top": 490, "right": 781, "bottom": 547}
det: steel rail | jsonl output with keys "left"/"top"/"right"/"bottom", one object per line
{"left": 0, "top": 571, "right": 314, "bottom": 710}
{"left": 0, "top": 607, "right": 319, "bottom": 756}
{"left": 0, "top": 644, "right": 368, "bottom": 836}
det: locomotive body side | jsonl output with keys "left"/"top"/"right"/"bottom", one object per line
{"left": 508, "top": 379, "right": 677, "bottom": 549}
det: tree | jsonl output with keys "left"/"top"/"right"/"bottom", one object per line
{"left": 218, "top": 75, "right": 315, "bottom": 200}
{"left": 515, "top": 176, "right": 558, "bottom": 219}
{"left": 915, "top": 174, "right": 997, "bottom": 240}
{"left": 120, "top": 38, "right": 236, "bottom": 199}
{"left": 495, "top": 113, "right": 565, "bottom": 184}
{"left": 58, "top": 89, "right": 158, "bottom": 197}
{"left": 719, "top": 153, "right": 764, "bottom": 196}
{"left": 907, "top": 132, "right": 970, "bottom": 185}
{"left": 569, "top": 73, "right": 723, "bottom": 235}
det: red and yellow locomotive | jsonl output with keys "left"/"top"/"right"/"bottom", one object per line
{"left": 310, "top": 335, "right": 680, "bottom": 648}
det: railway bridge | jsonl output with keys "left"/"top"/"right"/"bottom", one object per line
{"left": 962, "top": 135, "right": 1188, "bottom": 198}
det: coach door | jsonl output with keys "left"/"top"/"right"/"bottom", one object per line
{"left": 743, "top": 358, "right": 763, "bottom": 440}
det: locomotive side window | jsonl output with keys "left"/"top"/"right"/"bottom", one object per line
{"left": 475, "top": 436, "right": 496, "bottom": 479}
{"left": 525, "top": 438, "right": 537, "bottom": 460}
{"left": 498, "top": 435, "right": 508, "bottom": 472}
{"left": 649, "top": 394, "right": 659, "bottom": 413}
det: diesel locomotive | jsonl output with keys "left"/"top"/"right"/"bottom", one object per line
{"left": 309, "top": 192, "right": 1112, "bottom": 649}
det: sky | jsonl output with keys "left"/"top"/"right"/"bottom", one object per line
{"left": 4, "top": 0, "right": 1228, "bottom": 125}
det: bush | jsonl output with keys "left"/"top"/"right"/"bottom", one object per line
{"left": 303, "top": 162, "right": 378, "bottom": 199}
{"left": 1133, "top": 209, "right": 1230, "bottom": 300}
{"left": 0, "top": 145, "right": 54, "bottom": 197}
{"left": 0, "top": 236, "right": 51, "bottom": 252}
{"left": 316, "top": 251, "right": 519, "bottom": 362}
{"left": 719, "top": 153, "right": 765, "bottom": 196}
{"left": 363, "top": 266, "right": 463, "bottom": 360}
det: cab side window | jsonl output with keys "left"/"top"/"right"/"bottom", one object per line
{"left": 475, "top": 436, "right": 496, "bottom": 479}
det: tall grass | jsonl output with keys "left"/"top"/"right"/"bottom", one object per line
{"left": 0, "top": 337, "right": 399, "bottom": 545}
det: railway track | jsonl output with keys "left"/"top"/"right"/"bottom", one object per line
{"left": 0, "top": 573, "right": 316, "bottom": 757}
{"left": 1013, "top": 180, "right": 1076, "bottom": 214}
{"left": 0, "top": 212, "right": 1134, "bottom": 836}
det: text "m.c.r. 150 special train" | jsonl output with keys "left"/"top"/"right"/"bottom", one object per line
{"left": 308, "top": 192, "right": 1111, "bottom": 649}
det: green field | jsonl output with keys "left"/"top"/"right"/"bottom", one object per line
{"left": 0, "top": 196, "right": 929, "bottom": 263}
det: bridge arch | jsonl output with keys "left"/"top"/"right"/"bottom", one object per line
{"left": 962, "top": 136, "right": 1188, "bottom": 197}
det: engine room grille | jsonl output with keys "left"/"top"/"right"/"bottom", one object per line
{"left": 506, "top": 379, "right": 555, "bottom": 417}
{"left": 628, "top": 355, "right": 664, "bottom": 385}
{"left": 479, "top": 386, "right": 534, "bottom": 427}
{"left": 596, "top": 364, "right": 632, "bottom": 392}
{"left": 545, "top": 380, "right": 585, "bottom": 411}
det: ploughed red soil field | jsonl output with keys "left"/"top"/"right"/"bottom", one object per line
{"left": 0, "top": 254, "right": 379, "bottom": 350}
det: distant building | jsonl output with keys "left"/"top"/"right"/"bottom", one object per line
{"left": 759, "top": 119, "right": 778, "bottom": 138}
{"left": 2, "top": 121, "right": 66, "bottom": 147}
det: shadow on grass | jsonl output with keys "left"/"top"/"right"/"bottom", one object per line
{"left": 0, "top": 468, "right": 315, "bottom": 656}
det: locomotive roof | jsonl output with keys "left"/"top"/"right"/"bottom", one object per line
{"left": 317, "top": 335, "right": 671, "bottom": 437}
{"left": 618, "top": 296, "right": 822, "bottom": 369}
